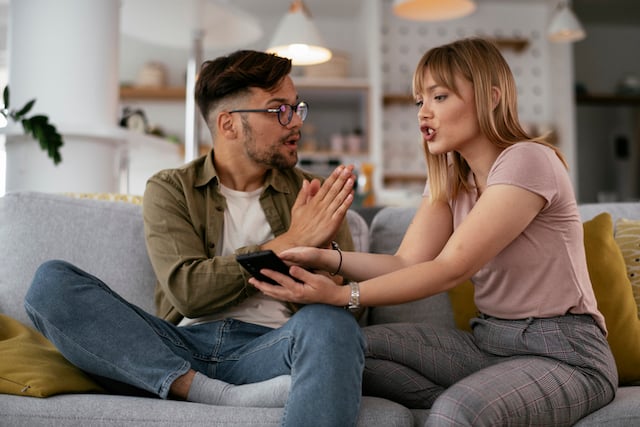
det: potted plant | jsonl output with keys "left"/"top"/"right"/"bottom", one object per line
{"left": 1, "top": 85, "right": 64, "bottom": 165}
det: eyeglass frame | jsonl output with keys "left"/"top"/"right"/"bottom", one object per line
{"left": 228, "top": 101, "right": 308, "bottom": 126}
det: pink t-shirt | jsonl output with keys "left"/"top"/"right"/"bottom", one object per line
{"left": 426, "top": 142, "right": 606, "bottom": 333}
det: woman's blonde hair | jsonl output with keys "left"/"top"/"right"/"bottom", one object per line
{"left": 413, "top": 37, "right": 567, "bottom": 202}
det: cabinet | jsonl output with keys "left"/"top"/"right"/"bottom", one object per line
{"left": 575, "top": 92, "right": 640, "bottom": 203}
{"left": 576, "top": 93, "right": 640, "bottom": 106}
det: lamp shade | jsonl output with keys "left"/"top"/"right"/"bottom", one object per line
{"left": 266, "top": 0, "right": 332, "bottom": 66}
{"left": 392, "top": 0, "right": 476, "bottom": 21}
{"left": 547, "top": 2, "right": 586, "bottom": 43}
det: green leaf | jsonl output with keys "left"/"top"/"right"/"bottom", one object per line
{"left": 15, "top": 99, "right": 36, "bottom": 119}
{"left": 6, "top": 85, "right": 64, "bottom": 166}
{"left": 21, "top": 116, "right": 64, "bottom": 166}
{"left": 29, "top": 114, "right": 48, "bottom": 125}
{"left": 21, "top": 118, "right": 32, "bottom": 133}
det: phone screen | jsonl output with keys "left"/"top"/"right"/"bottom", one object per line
{"left": 236, "top": 250, "right": 300, "bottom": 286}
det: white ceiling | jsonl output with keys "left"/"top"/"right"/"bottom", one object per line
{"left": 0, "top": 0, "right": 638, "bottom": 57}
{"left": 231, "top": 0, "right": 640, "bottom": 27}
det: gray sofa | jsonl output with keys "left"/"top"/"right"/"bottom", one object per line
{"left": 0, "top": 191, "right": 639, "bottom": 426}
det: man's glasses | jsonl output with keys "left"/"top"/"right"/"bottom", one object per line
{"left": 229, "top": 101, "right": 308, "bottom": 126}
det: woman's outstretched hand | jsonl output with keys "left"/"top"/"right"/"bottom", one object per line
{"left": 249, "top": 264, "right": 349, "bottom": 307}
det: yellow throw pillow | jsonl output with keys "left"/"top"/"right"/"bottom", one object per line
{"left": 63, "top": 192, "right": 143, "bottom": 205}
{"left": 0, "top": 314, "right": 104, "bottom": 397}
{"left": 614, "top": 218, "right": 640, "bottom": 318}
{"left": 448, "top": 212, "right": 640, "bottom": 385}
{"left": 447, "top": 280, "right": 475, "bottom": 332}
{"left": 582, "top": 213, "right": 640, "bottom": 385}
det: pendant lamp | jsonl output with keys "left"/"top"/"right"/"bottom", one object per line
{"left": 547, "top": 1, "right": 586, "bottom": 42}
{"left": 392, "top": 0, "right": 476, "bottom": 21}
{"left": 266, "top": 0, "right": 332, "bottom": 66}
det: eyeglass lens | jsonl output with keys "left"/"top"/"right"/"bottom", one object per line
{"left": 278, "top": 102, "right": 308, "bottom": 125}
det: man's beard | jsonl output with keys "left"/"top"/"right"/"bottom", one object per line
{"left": 242, "top": 117, "right": 298, "bottom": 170}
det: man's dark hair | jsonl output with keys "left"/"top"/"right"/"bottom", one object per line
{"left": 195, "top": 50, "right": 293, "bottom": 121}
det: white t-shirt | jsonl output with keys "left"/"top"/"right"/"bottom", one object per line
{"left": 179, "top": 184, "right": 292, "bottom": 329}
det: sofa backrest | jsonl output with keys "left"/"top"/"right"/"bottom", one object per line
{"left": 0, "top": 192, "right": 370, "bottom": 326}
{"left": 365, "top": 206, "right": 456, "bottom": 328}
{"left": 0, "top": 192, "right": 158, "bottom": 325}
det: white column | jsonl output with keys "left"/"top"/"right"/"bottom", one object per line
{"left": 5, "top": 0, "right": 123, "bottom": 193}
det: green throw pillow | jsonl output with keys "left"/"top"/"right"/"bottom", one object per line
{"left": 0, "top": 314, "right": 104, "bottom": 397}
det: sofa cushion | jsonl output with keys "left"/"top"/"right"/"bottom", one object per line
{"left": 447, "top": 280, "right": 475, "bottom": 331}
{"left": 366, "top": 206, "right": 455, "bottom": 328}
{"left": 614, "top": 218, "right": 640, "bottom": 318}
{"left": 0, "top": 314, "right": 104, "bottom": 397}
{"left": 0, "top": 393, "right": 414, "bottom": 427}
{"left": 584, "top": 213, "right": 640, "bottom": 385}
{"left": 0, "top": 192, "right": 158, "bottom": 324}
{"left": 574, "top": 386, "right": 640, "bottom": 426}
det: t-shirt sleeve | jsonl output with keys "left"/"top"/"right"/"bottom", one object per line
{"left": 487, "top": 143, "right": 561, "bottom": 205}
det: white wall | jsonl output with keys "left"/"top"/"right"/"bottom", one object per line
{"left": 380, "top": 0, "right": 575, "bottom": 191}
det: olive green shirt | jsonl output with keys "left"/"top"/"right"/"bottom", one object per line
{"left": 143, "top": 150, "right": 354, "bottom": 324}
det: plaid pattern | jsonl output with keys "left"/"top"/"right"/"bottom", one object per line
{"left": 363, "top": 314, "right": 618, "bottom": 426}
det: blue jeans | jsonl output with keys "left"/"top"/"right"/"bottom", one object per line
{"left": 25, "top": 260, "right": 365, "bottom": 427}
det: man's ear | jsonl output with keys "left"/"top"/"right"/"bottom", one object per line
{"left": 491, "top": 86, "right": 501, "bottom": 110}
{"left": 218, "top": 111, "right": 238, "bottom": 139}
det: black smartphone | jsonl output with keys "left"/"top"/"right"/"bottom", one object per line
{"left": 236, "top": 250, "right": 300, "bottom": 286}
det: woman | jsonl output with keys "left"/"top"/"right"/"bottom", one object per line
{"left": 251, "top": 38, "right": 618, "bottom": 426}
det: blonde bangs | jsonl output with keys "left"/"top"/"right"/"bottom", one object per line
{"left": 413, "top": 48, "right": 464, "bottom": 98}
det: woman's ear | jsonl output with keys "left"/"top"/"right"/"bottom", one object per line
{"left": 491, "top": 86, "right": 501, "bottom": 111}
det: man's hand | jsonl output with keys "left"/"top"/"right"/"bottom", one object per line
{"left": 267, "top": 165, "right": 355, "bottom": 253}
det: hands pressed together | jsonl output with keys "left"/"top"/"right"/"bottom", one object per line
{"left": 251, "top": 164, "right": 356, "bottom": 307}
{"left": 278, "top": 164, "right": 355, "bottom": 251}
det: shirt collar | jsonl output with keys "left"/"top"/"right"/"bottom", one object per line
{"left": 193, "top": 149, "right": 293, "bottom": 195}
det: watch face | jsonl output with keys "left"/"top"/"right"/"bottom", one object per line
{"left": 126, "top": 112, "right": 147, "bottom": 133}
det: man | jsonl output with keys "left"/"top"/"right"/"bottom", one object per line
{"left": 25, "top": 50, "right": 365, "bottom": 427}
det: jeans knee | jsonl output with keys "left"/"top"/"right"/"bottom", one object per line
{"left": 294, "top": 304, "right": 365, "bottom": 353}
{"left": 25, "top": 260, "right": 79, "bottom": 315}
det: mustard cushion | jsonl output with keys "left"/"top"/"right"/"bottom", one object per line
{"left": 64, "top": 192, "right": 143, "bottom": 205}
{"left": 614, "top": 218, "right": 640, "bottom": 318}
{"left": 586, "top": 213, "right": 640, "bottom": 384}
{"left": 0, "top": 314, "right": 104, "bottom": 397}
{"left": 447, "top": 213, "right": 640, "bottom": 385}
{"left": 447, "top": 280, "right": 475, "bottom": 332}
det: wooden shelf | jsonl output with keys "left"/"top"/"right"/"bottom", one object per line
{"left": 120, "top": 79, "right": 370, "bottom": 102}
{"left": 576, "top": 93, "right": 640, "bottom": 106}
{"left": 490, "top": 37, "right": 529, "bottom": 53}
{"left": 383, "top": 173, "right": 427, "bottom": 185}
{"left": 383, "top": 94, "right": 413, "bottom": 105}
{"left": 120, "top": 86, "right": 185, "bottom": 100}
